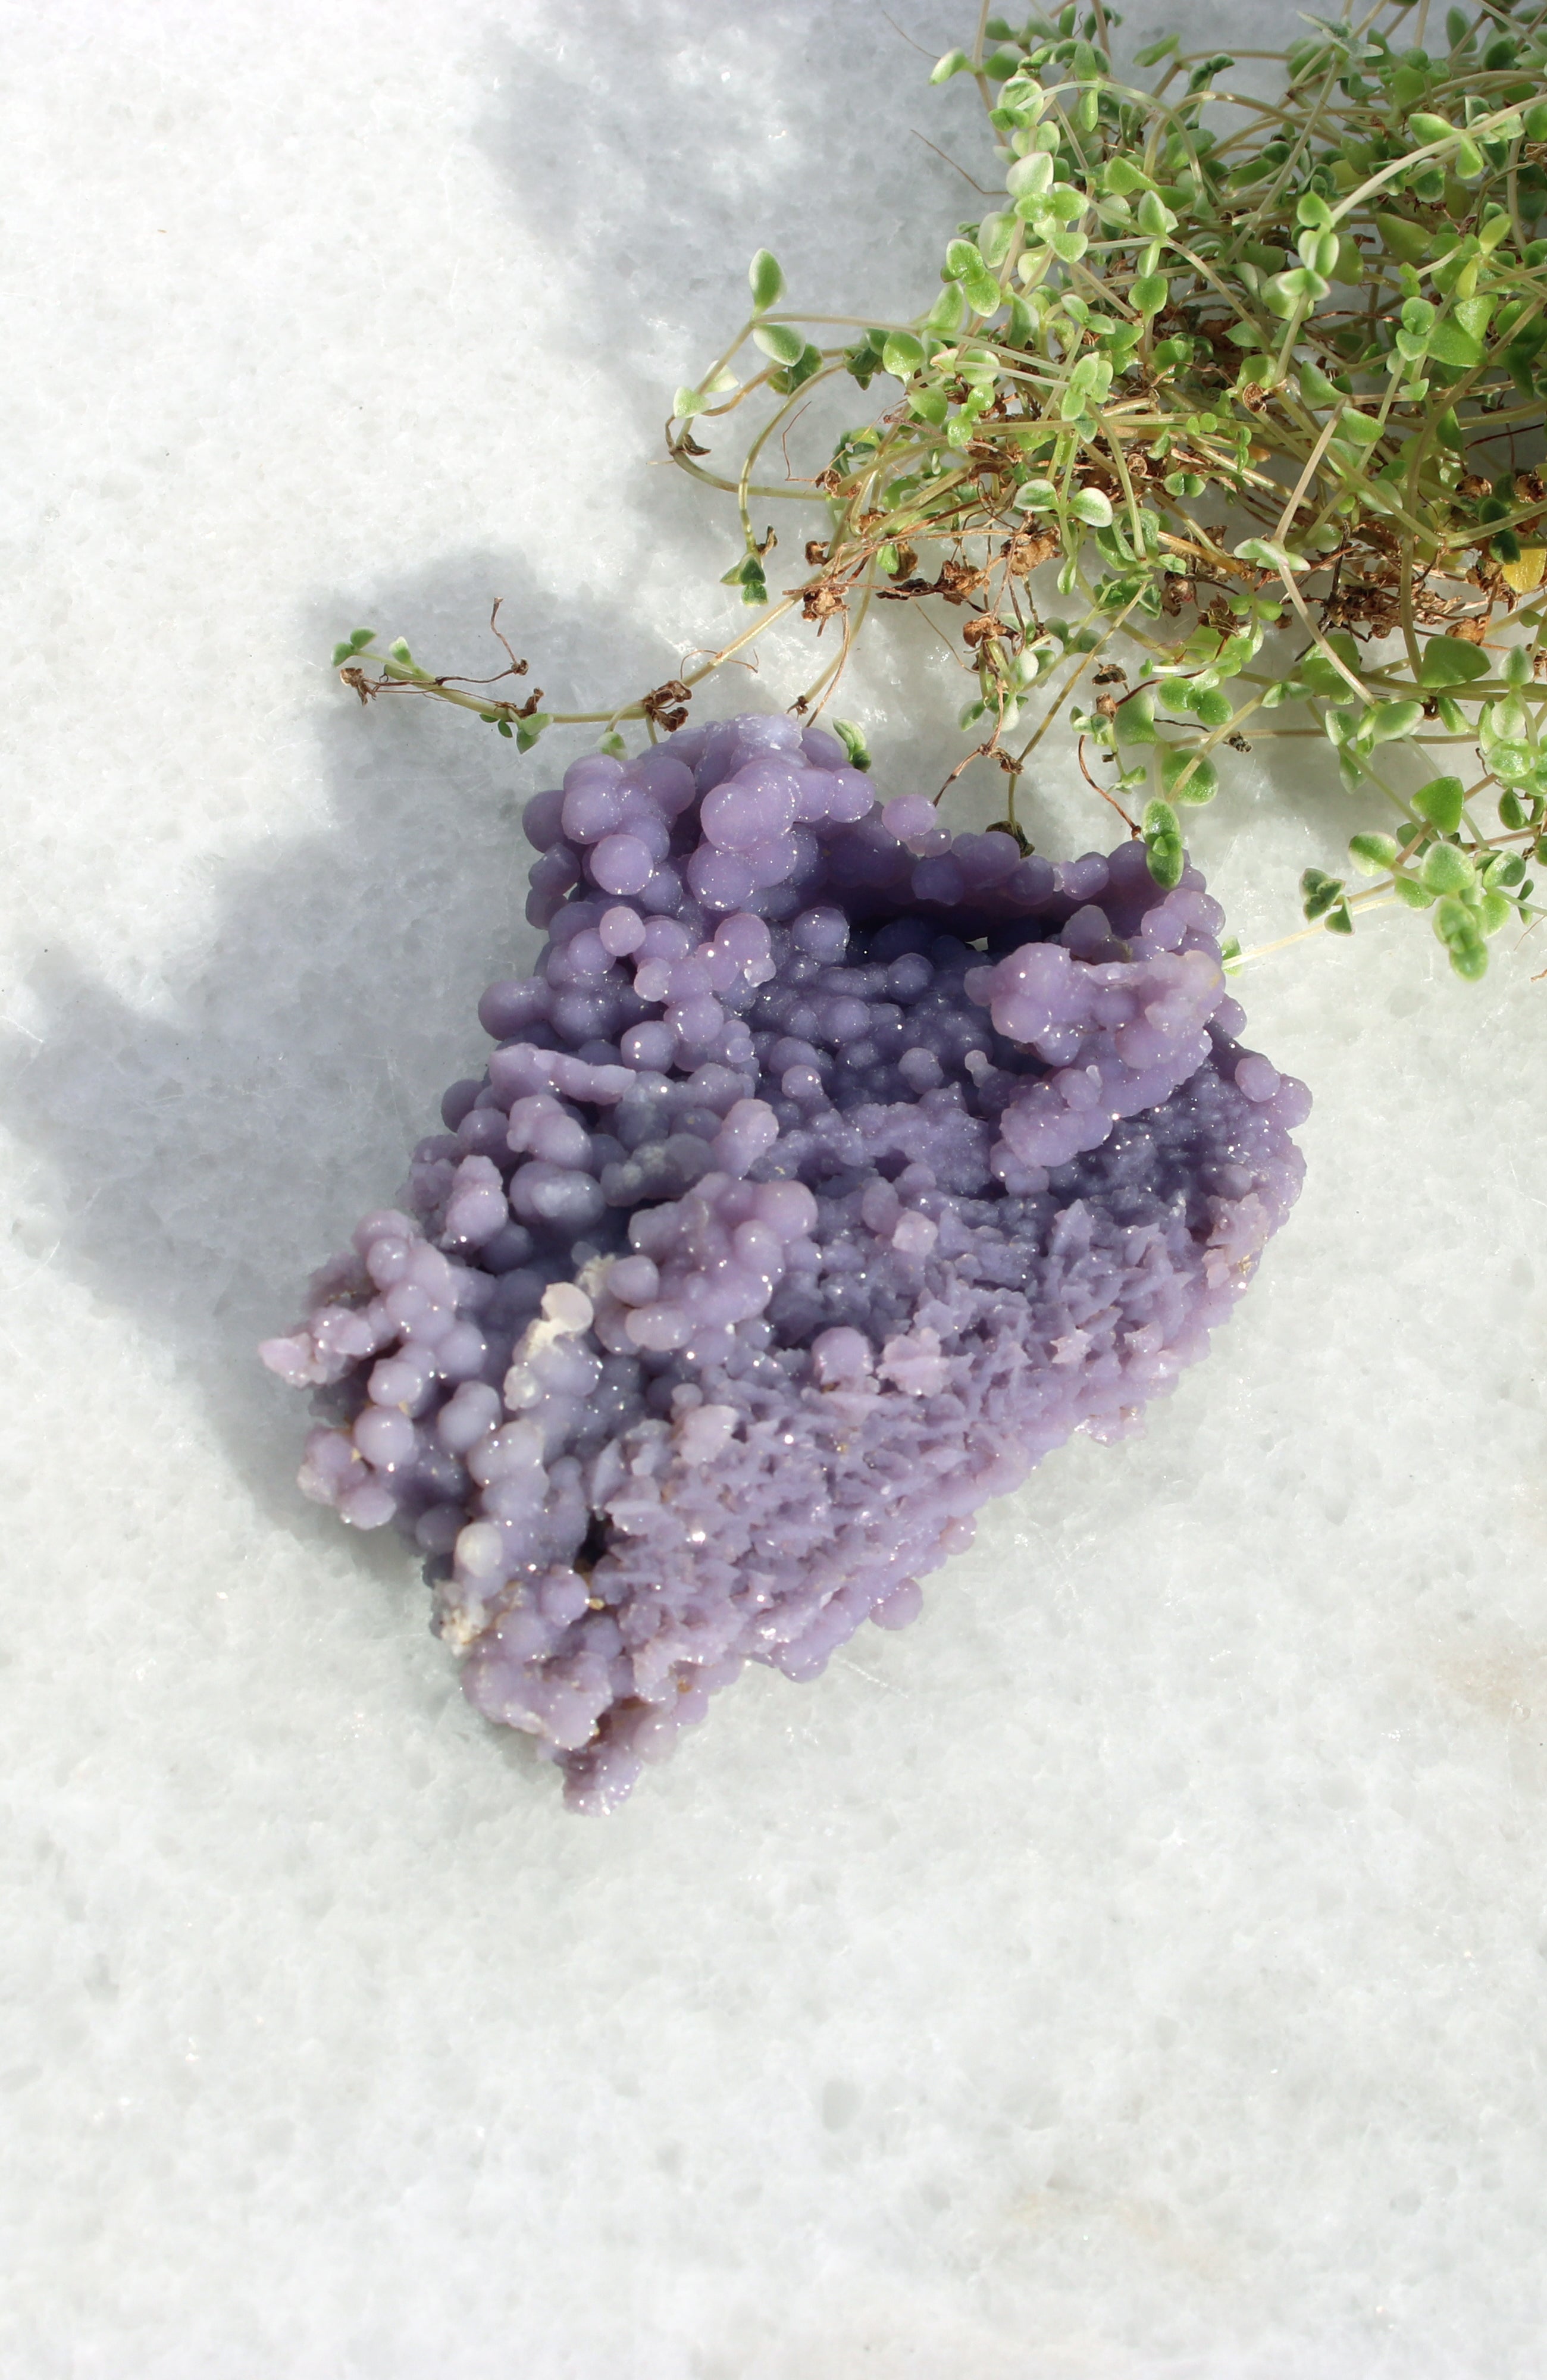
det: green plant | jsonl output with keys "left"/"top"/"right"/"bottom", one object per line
{"left": 335, "top": 0, "right": 1547, "bottom": 981}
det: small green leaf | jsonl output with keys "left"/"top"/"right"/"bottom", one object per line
{"left": 752, "top": 321, "right": 806, "bottom": 366}
{"left": 1299, "top": 361, "right": 1342, "bottom": 408}
{"left": 1490, "top": 742, "right": 1535, "bottom": 784}
{"left": 723, "top": 550, "right": 771, "bottom": 606}
{"left": 1486, "top": 690, "right": 1530, "bottom": 742}
{"left": 1377, "top": 212, "right": 1432, "bottom": 264}
{"left": 1161, "top": 747, "right": 1220, "bottom": 804}
{"left": 674, "top": 385, "right": 706, "bottom": 419}
{"left": 1145, "top": 835, "right": 1185, "bottom": 889}
{"left": 1007, "top": 151, "right": 1056, "bottom": 201}
{"left": 1068, "top": 486, "right": 1113, "bottom": 527}
{"left": 1137, "top": 190, "right": 1178, "bottom": 238}
{"left": 843, "top": 339, "right": 881, "bottom": 388}
{"left": 388, "top": 638, "right": 414, "bottom": 665}
{"left": 515, "top": 711, "right": 551, "bottom": 753}
{"left": 930, "top": 47, "right": 973, "bottom": 81}
{"left": 1270, "top": 265, "right": 1328, "bottom": 308}
{"left": 1349, "top": 832, "right": 1400, "bottom": 875}
{"left": 749, "top": 249, "right": 785, "bottom": 311}
{"left": 1233, "top": 537, "right": 1307, "bottom": 576}
{"left": 1299, "top": 227, "right": 1340, "bottom": 278}
{"left": 1421, "top": 841, "right": 1473, "bottom": 895}
{"left": 1431, "top": 896, "right": 1471, "bottom": 940}
{"left": 834, "top": 721, "right": 871, "bottom": 771}
{"left": 881, "top": 332, "right": 925, "bottom": 378}
{"left": 349, "top": 627, "right": 376, "bottom": 651}
{"left": 768, "top": 342, "right": 822, "bottom": 394}
{"left": 1132, "top": 273, "right": 1168, "bottom": 317}
{"left": 1142, "top": 796, "right": 1184, "bottom": 886}
{"left": 1420, "top": 635, "right": 1490, "bottom": 687}
{"left": 1120, "top": 687, "right": 1157, "bottom": 745}
{"left": 1407, "top": 111, "right": 1454, "bottom": 146}
{"left": 1301, "top": 866, "right": 1346, "bottom": 920}
{"left": 979, "top": 211, "right": 1017, "bottom": 267}
{"left": 597, "top": 731, "right": 627, "bottom": 759}
{"left": 1368, "top": 700, "right": 1424, "bottom": 744}
{"left": 1432, "top": 895, "right": 1488, "bottom": 975}
{"left": 1413, "top": 775, "right": 1465, "bottom": 834}
{"left": 1428, "top": 320, "right": 1483, "bottom": 368}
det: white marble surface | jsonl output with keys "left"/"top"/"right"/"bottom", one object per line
{"left": 3, "top": 4, "right": 1546, "bottom": 2373}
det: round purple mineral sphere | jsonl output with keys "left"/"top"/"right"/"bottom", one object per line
{"left": 261, "top": 715, "right": 1308, "bottom": 1811}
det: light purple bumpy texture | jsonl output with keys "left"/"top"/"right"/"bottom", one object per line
{"left": 262, "top": 714, "right": 1309, "bottom": 1811}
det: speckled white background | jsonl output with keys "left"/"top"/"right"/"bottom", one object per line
{"left": 4, "top": 4, "right": 1546, "bottom": 2375}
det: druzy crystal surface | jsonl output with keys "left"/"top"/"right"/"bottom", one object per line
{"left": 261, "top": 715, "right": 1308, "bottom": 1811}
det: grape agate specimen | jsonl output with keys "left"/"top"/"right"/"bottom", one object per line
{"left": 262, "top": 715, "right": 1308, "bottom": 1810}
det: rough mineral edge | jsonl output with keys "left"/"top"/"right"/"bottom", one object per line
{"left": 261, "top": 714, "right": 1309, "bottom": 1811}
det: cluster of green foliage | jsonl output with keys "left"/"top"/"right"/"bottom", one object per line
{"left": 337, "top": 0, "right": 1547, "bottom": 980}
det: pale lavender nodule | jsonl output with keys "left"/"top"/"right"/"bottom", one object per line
{"left": 260, "top": 716, "right": 1309, "bottom": 1811}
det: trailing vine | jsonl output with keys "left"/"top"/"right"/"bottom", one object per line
{"left": 335, "top": 0, "right": 1547, "bottom": 981}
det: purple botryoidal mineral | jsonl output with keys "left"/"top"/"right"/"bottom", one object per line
{"left": 262, "top": 714, "right": 1308, "bottom": 1810}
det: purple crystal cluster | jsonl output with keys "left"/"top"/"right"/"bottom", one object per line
{"left": 262, "top": 715, "right": 1308, "bottom": 1811}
